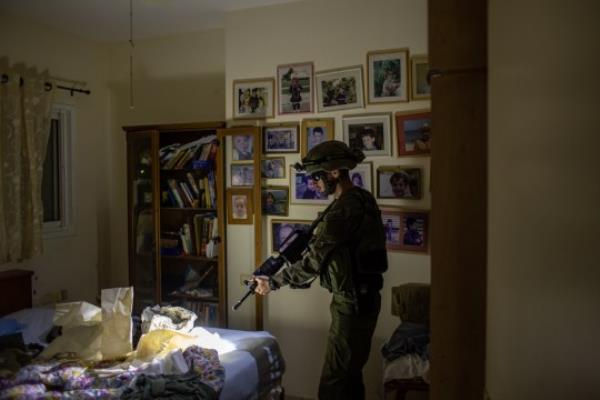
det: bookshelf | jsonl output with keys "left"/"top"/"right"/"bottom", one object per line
{"left": 124, "top": 122, "right": 227, "bottom": 327}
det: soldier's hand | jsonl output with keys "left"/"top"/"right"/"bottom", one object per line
{"left": 253, "top": 276, "right": 272, "bottom": 295}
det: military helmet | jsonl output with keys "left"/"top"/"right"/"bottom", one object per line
{"left": 295, "top": 140, "right": 365, "bottom": 174}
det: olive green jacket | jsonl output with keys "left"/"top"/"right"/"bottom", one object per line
{"left": 271, "top": 187, "right": 386, "bottom": 298}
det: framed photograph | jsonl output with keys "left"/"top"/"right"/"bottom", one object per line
{"left": 232, "top": 134, "right": 254, "bottom": 161}
{"left": 263, "top": 123, "right": 299, "bottom": 154}
{"left": 232, "top": 78, "right": 275, "bottom": 120}
{"left": 367, "top": 48, "right": 409, "bottom": 104}
{"left": 271, "top": 219, "right": 312, "bottom": 252}
{"left": 227, "top": 189, "right": 253, "bottom": 224}
{"left": 380, "top": 208, "right": 429, "bottom": 252}
{"left": 396, "top": 110, "right": 431, "bottom": 156}
{"left": 261, "top": 157, "right": 286, "bottom": 179}
{"left": 262, "top": 186, "right": 289, "bottom": 216}
{"left": 231, "top": 164, "right": 255, "bottom": 187}
{"left": 277, "top": 62, "right": 314, "bottom": 115}
{"left": 343, "top": 113, "right": 392, "bottom": 157}
{"left": 290, "top": 166, "right": 330, "bottom": 205}
{"left": 349, "top": 162, "right": 374, "bottom": 193}
{"left": 315, "top": 65, "right": 364, "bottom": 112}
{"left": 377, "top": 166, "right": 422, "bottom": 199}
{"left": 301, "top": 118, "right": 335, "bottom": 157}
{"left": 410, "top": 55, "right": 431, "bottom": 100}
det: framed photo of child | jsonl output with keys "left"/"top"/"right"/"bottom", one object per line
{"left": 263, "top": 123, "right": 300, "bottom": 154}
{"left": 410, "top": 55, "right": 431, "bottom": 100}
{"left": 395, "top": 110, "right": 431, "bottom": 156}
{"left": 377, "top": 166, "right": 422, "bottom": 199}
{"left": 367, "top": 48, "right": 409, "bottom": 104}
{"left": 342, "top": 113, "right": 392, "bottom": 157}
{"left": 315, "top": 65, "right": 365, "bottom": 112}
{"left": 277, "top": 62, "right": 314, "bottom": 115}
{"left": 349, "top": 162, "right": 374, "bottom": 193}
{"left": 231, "top": 164, "right": 255, "bottom": 187}
{"left": 261, "top": 157, "right": 286, "bottom": 179}
{"left": 232, "top": 78, "right": 275, "bottom": 120}
{"left": 301, "top": 118, "right": 335, "bottom": 157}
{"left": 271, "top": 219, "right": 312, "bottom": 252}
{"left": 227, "top": 189, "right": 253, "bottom": 225}
{"left": 231, "top": 134, "right": 254, "bottom": 161}
{"left": 262, "top": 186, "right": 289, "bottom": 216}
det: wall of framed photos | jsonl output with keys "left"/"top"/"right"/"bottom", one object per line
{"left": 223, "top": 0, "right": 430, "bottom": 398}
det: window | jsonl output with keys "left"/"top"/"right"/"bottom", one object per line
{"left": 42, "top": 105, "right": 74, "bottom": 237}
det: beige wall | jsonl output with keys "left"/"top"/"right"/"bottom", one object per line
{"left": 488, "top": 1, "right": 600, "bottom": 399}
{"left": 224, "top": 1, "right": 429, "bottom": 398}
{"left": 0, "top": 15, "right": 110, "bottom": 304}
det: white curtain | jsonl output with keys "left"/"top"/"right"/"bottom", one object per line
{"left": 0, "top": 59, "right": 54, "bottom": 263}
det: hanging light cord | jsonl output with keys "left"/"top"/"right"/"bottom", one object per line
{"left": 129, "top": 0, "right": 135, "bottom": 109}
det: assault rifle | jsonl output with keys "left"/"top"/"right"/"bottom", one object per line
{"left": 232, "top": 202, "right": 334, "bottom": 311}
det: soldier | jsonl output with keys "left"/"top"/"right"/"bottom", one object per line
{"left": 253, "top": 140, "right": 388, "bottom": 400}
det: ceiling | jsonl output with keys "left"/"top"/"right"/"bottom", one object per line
{"left": 0, "top": 0, "right": 302, "bottom": 42}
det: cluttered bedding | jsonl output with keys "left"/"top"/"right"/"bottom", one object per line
{"left": 0, "top": 288, "right": 285, "bottom": 399}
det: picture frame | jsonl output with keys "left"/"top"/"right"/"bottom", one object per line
{"left": 301, "top": 118, "right": 335, "bottom": 157}
{"left": 231, "top": 133, "right": 255, "bottom": 161}
{"left": 277, "top": 62, "right": 314, "bottom": 115}
{"left": 349, "top": 161, "right": 374, "bottom": 193}
{"left": 377, "top": 166, "right": 422, "bottom": 199}
{"left": 261, "top": 157, "right": 286, "bottom": 179}
{"left": 263, "top": 123, "right": 300, "bottom": 154}
{"left": 261, "top": 186, "right": 289, "bottom": 216}
{"left": 232, "top": 78, "right": 275, "bottom": 120}
{"left": 380, "top": 208, "right": 429, "bottom": 252}
{"left": 315, "top": 65, "right": 365, "bottom": 113}
{"left": 410, "top": 55, "right": 431, "bottom": 100}
{"left": 367, "top": 48, "right": 409, "bottom": 104}
{"left": 290, "top": 166, "right": 331, "bottom": 205}
{"left": 342, "top": 113, "right": 392, "bottom": 157}
{"left": 227, "top": 189, "right": 253, "bottom": 225}
{"left": 271, "top": 219, "right": 312, "bottom": 252}
{"left": 395, "top": 110, "right": 431, "bottom": 156}
{"left": 231, "top": 164, "right": 255, "bottom": 187}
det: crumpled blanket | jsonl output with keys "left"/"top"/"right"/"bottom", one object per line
{"left": 0, "top": 345, "right": 224, "bottom": 399}
{"left": 141, "top": 306, "right": 197, "bottom": 334}
{"left": 121, "top": 370, "right": 216, "bottom": 400}
{"left": 381, "top": 322, "right": 430, "bottom": 361}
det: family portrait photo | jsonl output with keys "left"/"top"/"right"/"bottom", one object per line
{"left": 377, "top": 166, "right": 422, "bottom": 199}
{"left": 231, "top": 164, "right": 254, "bottom": 187}
{"left": 271, "top": 220, "right": 311, "bottom": 252}
{"left": 231, "top": 134, "right": 254, "bottom": 161}
{"left": 261, "top": 157, "right": 286, "bottom": 179}
{"left": 262, "top": 186, "right": 289, "bottom": 216}
{"left": 301, "top": 118, "right": 334, "bottom": 156}
{"left": 349, "top": 162, "right": 373, "bottom": 193}
{"left": 277, "top": 62, "right": 313, "bottom": 114}
{"left": 227, "top": 189, "right": 253, "bottom": 224}
{"left": 343, "top": 113, "right": 391, "bottom": 157}
{"left": 290, "top": 167, "right": 330, "bottom": 205}
{"left": 232, "top": 78, "right": 275, "bottom": 119}
{"left": 410, "top": 55, "right": 430, "bottom": 100}
{"left": 263, "top": 124, "right": 299, "bottom": 154}
{"left": 367, "top": 48, "right": 409, "bottom": 104}
{"left": 399, "top": 210, "right": 429, "bottom": 252}
{"left": 396, "top": 110, "right": 431, "bottom": 156}
{"left": 315, "top": 65, "right": 364, "bottom": 112}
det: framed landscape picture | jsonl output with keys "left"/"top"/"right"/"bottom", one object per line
{"left": 232, "top": 78, "right": 275, "bottom": 120}
{"left": 271, "top": 219, "right": 312, "bottom": 252}
{"left": 263, "top": 123, "right": 299, "bottom": 154}
{"left": 396, "top": 110, "right": 431, "bottom": 156}
{"left": 342, "top": 113, "right": 392, "bottom": 157}
{"left": 349, "top": 161, "right": 374, "bottom": 193}
{"left": 367, "top": 48, "right": 409, "bottom": 104}
{"left": 261, "top": 157, "right": 286, "bottom": 179}
{"left": 301, "top": 118, "right": 335, "bottom": 157}
{"left": 315, "top": 65, "right": 364, "bottom": 112}
{"left": 277, "top": 62, "right": 314, "bottom": 115}
{"left": 227, "top": 189, "right": 253, "bottom": 225}
{"left": 290, "top": 166, "right": 330, "bottom": 205}
{"left": 261, "top": 186, "right": 289, "bottom": 216}
{"left": 377, "top": 166, "right": 422, "bottom": 200}
{"left": 410, "top": 55, "right": 431, "bottom": 100}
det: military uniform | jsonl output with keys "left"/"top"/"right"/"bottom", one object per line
{"left": 271, "top": 185, "right": 386, "bottom": 399}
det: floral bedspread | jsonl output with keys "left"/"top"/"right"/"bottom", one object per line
{"left": 0, "top": 346, "right": 224, "bottom": 399}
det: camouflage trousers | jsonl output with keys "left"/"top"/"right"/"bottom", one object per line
{"left": 318, "top": 292, "right": 381, "bottom": 400}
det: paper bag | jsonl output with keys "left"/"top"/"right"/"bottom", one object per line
{"left": 101, "top": 287, "right": 133, "bottom": 360}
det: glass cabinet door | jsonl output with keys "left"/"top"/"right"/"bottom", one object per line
{"left": 127, "top": 132, "right": 157, "bottom": 315}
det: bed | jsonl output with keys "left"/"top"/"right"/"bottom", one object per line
{"left": 0, "top": 269, "right": 285, "bottom": 400}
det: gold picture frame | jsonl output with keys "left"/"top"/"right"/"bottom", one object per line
{"left": 410, "top": 55, "right": 431, "bottom": 100}
{"left": 227, "top": 188, "right": 253, "bottom": 224}
{"left": 300, "top": 118, "right": 335, "bottom": 157}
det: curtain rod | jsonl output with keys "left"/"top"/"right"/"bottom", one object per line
{"left": 0, "top": 73, "right": 91, "bottom": 96}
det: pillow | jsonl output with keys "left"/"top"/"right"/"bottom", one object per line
{"left": 4, "top": 307, "right": 55, "bottom": 345}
